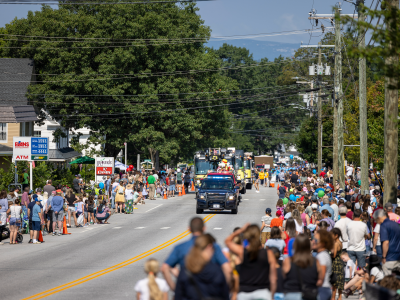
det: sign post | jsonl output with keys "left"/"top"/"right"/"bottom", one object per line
{"left": 95, "top": 157, "right": 114, "bottom": 183}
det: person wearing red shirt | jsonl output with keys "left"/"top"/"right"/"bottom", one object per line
{"left": 270, "top": 211, "right": 283, "bottom": 229}
{"left": 319, "top": 170, "right": 326, "bottom": 177}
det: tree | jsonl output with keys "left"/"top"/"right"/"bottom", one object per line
{"left": 1, "top": 2, "right": 238, "bottom": 166}
{"left": 213, "top": 44, "right": 304, "bottom": 154}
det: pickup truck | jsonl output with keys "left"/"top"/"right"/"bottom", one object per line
{"left": 196, "top": 179, "right": 239, "bottom": 214}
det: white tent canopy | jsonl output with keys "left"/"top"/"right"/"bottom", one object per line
{"left": 115, "top": 160, "right": 128, "bottom": 171}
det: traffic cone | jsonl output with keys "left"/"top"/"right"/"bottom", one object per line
{"left": 191, "top": 181, "right": 195, "bottom": 192}
{"left": 178, "top": 187, "right": 182, "bottom": 197}
{"left": 62, "top": 216, "right": 71, "bottom": 235}
{"left": 38, "top": 230, "right": 45, "bottom": 243}
{"left": 163, "top": 192, "right": 167, "bottom": 199}
{"left": 182, "top": 185, "right": 186, "bottom": 195}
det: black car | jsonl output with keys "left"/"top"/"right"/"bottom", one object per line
{"left": 196, "top": 179, "right": 239, "bottom": 214}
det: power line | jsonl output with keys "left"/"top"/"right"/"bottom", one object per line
{"left": 45, "top": 91, "right": 314, "bottom": 118}
{"left": 27, "top": 87, "right": 309, "bottom": 106}
{"left": 0, "top": 56, "right": 333, "bottom": 83}
{"left": 22, "top": 83, "right": 302, "bottom": 98}
{"left": 0, "top": 28, "right": 333, "bottom": 42}
{"left": 0, "top": 0, "right": 214, "bottom": 5}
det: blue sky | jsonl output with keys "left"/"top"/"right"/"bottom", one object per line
{"left": 0, "top": 0, "right": 373, "bottom": 58}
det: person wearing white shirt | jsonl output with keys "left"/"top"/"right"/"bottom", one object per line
{"left": 330, "top": 198, "right": 339, "bottom": 222}
{"left": 346, "top": 209, "right": 370, "bottom": 268}
{"left": 334, "top": 206, "right": 352, "bottom": 250}
{"left": 346, "top": 165, "right": 354, "bottom": 177}
{"left": 135, "top": 259, "right": 169, "bottom": 300}
{"left": 373, "top": 223, "right": 382, "bottom": 257}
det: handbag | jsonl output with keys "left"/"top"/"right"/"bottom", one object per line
{"left": 294, "top": 263, "right": 318, "bottom": 300}
{"left": 185, "top": 270, "right": 223, "bottom": 300}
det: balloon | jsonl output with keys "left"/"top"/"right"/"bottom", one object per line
{"left": 290, "top": 155, "right": 294, "bottom": 159}
{"left": 289, "top": 194, "right": 295, "bottom": 201}
{"left": 129, "top": 165, "right": 134, "bottom": 169}
{"left": 318, "top": 190, "right": 325, "bottom": 198}
{"left": 312, "top": 169, "right": 316, "bottom": 174}
{"left": 282, "top": 197, "right": 289, "bottom": 205}
{"left": 99, "top": 182, "right": 104, "bottom": 189}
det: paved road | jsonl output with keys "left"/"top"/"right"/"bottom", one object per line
{"left": 1, "top": 185, "right": 358, "bottom": 300}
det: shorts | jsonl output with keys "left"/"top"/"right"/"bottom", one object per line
{"left": 68, "top": 206, "right": 75, "bottom": 212}
{"left": 88, "top": 208, "right": 94, "bottom": 213}
{"left": 84, "top": 212, "right": 88, "bottom": 219}
{"left": 169, "top": 185, "right": 175, "bottom": 191}
{"left": 177, "top": 180, "right": 182, "bottom": 184}
{"left": 52, "top": 210, "right": 64, "bottom": 222}
{"left": 9, "top": 218, "right": 21, "bottom": 226}
{"left": 97, "top": 213, "right": 110, "bottom": 221}
{"left": 47, "top": 210, "right": 53, "bottom": 220}
{"left": 31, "top": 220, "right": 41, "bottom": 231}
{"left": 260, "top": 179, "right": 264, "bottom": 185}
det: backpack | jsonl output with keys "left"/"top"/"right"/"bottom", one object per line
{"left": 118, "top": 186, "right": 124, "bottom": 194}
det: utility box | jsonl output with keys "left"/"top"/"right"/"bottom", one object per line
{"left": 325, "top": 65, "right": 331, "bottom": 75}
{"left": 309, "top": 65, "right": 315, "bottom": 76}
{"left": 303, "top": 94, "right": 309, "bottom": 103}
{"left": 317, "top": 64, "right": 324, "bottom": 75}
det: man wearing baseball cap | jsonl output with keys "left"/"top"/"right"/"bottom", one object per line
{"left": 73, "top": 174, "right": 82, "bottom": 194}
{"left": 31, "top": 197, "right": 43, "bottom": 244}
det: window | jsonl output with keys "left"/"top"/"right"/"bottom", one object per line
{"left": 34, "top": 131, "right": 41, "bottom": 137}
{"left": 0, "top": 123, "right": 6, "bottom": 142}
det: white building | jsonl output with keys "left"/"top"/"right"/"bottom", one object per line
{"left": 34, "top": 111, "right": 102, "bottom": 163}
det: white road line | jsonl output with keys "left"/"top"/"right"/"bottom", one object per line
{"left": 113, "top": 227, "right": 122, "bottom": 229}
{"left": 145, "top": 204, "right": 163, "bottom": 213}
{"left": 213, "top": 228, "right": 222, "bottom": 230}
{"left": 244, "top": 199, "right": 249, "bottom": 200}
{"left": 259, "top": 199, "right": 266, "bottom": 201}
{"left": 160, "top": 227, "right": 170, "bottom": 230}
{"left": 135, "top": 227, "right": 145, "bottom": 229}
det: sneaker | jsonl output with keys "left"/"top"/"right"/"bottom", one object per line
{"left": 67, "top": 225, "right": 71, "bottom": 228}
{"left": 34, "top": 241, "right": 41, "bottom": 244}
{"left": 58, "top": 233, "right": 62, "bottom": 236}
{"left": 133, "top": 207, "right": 138, "bottom": 210}
{"left": 28, "top": 239, "right": 33, "bottom": 244}
{"left": 52, "top": 232, "right": 56, "bottom": 236}
{"left": 0, "top": 242, "right": 4, "bottom": 245}
{"left": 83, "top": 225, "right": 88, "bottom": 227}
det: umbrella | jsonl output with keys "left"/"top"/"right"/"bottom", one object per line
{"left": 115, "top": 160, "right": 128, "bottom": 171}
{"left": 69, "top": 156, "right": 95, "bottom": 186}
{"left": 69, "top": 156, "right": 95, "bottom": 164}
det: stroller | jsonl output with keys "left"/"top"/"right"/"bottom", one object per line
{"left": 1, "top": 224, "right": 23, "bottom": 243}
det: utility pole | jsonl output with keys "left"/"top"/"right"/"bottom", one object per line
{"left": 124, "top": 142, "right": 127, "bottom": 168}
{"left": 383, "top": 0, "right": 399, "bottom": 205}
{"left": 335, "top": 7, "right": 345, "bottom": 190}
{"left": 317, "top": 43, "right": 323, "bottom": 173}
{"left": 358, "top": 0, "right": 368, "bottom": 195}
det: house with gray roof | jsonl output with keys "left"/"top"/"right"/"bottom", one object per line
{"left": 0, "top": 58, "right": 38, "bottom": 169}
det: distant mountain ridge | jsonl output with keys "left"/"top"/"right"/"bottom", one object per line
{"left": 207, "top": 39, "right": 301, "bottom": 61}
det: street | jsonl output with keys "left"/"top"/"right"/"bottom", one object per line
{"left": 2, "top": 186, "right": 277, "bottom": 300}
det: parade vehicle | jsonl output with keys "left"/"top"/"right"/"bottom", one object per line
{"left": 244, "top": 152, "right": 254, "bottom": 189}
{"left": 193, "top": 147, "right": 247, "bottom": 194}
{"left": 194, "top": 151, "right": 211, "bottom": 191}
{"left": 196, "top": 178, "right": 239, "bottom": 214}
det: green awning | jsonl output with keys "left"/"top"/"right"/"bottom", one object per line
{"left": 69, "top": 156, "right": 95, "bottom": 164}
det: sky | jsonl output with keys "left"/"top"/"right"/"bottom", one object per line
{"left": 0, "top": 0, "right": 374, "bottom": 59}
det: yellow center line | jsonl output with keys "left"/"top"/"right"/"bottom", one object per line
{"left": 23, "top": 214, "right": 216, "bottom": 300}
